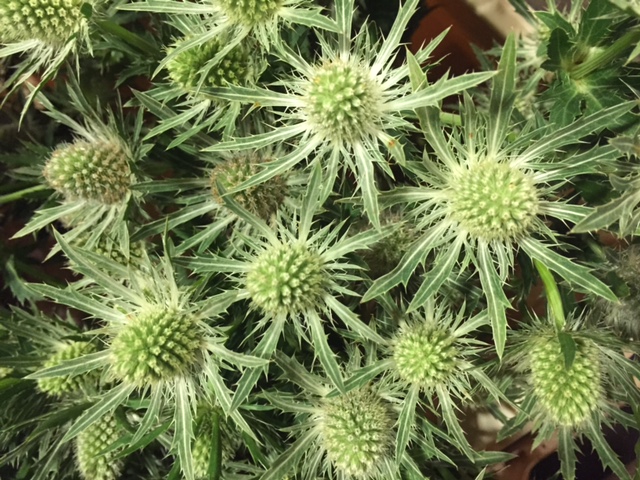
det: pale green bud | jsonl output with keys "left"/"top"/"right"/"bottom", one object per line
{"left": 110, "top": 308, "right": 203, "bottom": 386}
{"left": 43, "top": 140, "right": 132, "bottom": 205}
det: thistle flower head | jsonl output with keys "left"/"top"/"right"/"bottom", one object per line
{"left": 246, "top": 241, "right": 328, "bottom": 317}
{"left": 167, "top": 36, "right": 253, "bottom": 92}
{"left": 210, "top": 152, "right": 288, "bottom": 219}
{"left": 37, "top": 341, "right": 98, "bottom": 396}
{"left": 43, "top": 139, "right": 132, "bottom": 205}
{"left": 392, "top": 323, "right": 459, "bottom": 391}
{"left": 76, "top": 413, "right": 123, "bottom": 480}
{"left": 193, "top": 405, "right": 240, "bottom": 478}
{"left": 0, "top": 0, "right": 86, "bottom": 45}
{"left": 217, "top": 0, "right": 283, "bottom": 27}
{"left": 317, "top": 388, "right": 394, "bottom": 478}
{"left": 448, "top": 160, "right": 539, "bottom": 242}
{"left": 303, "top": 58, "right": 382, "bottom": 144}
{"left": 528, "top": 334, "right": 602, "bottom": 427}
{"left": 110, "top": 307, "right": 203, "bottom": 386}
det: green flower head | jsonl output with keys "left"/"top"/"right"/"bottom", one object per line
{"left": 0, "top": 0, "right": 87, "bottom": 45}
{"left": 166, "top": 36, "right": 253, "bottom": 92}
{"left": 110, "top": 307, "right": 204, "bottom": 387}
{"left": 43, "top": 139, "right": 132, "bottom": 205}
{"left": 246, "top": 241, "right": 328, "bottom": 317}
{"left": 37, "top": 341, "right": 98, "bottom": 396}
{"left": 211, "top": 152, "right": 288, "bottom": 220}
{"left": 75, "top": 413, "right": 123, "bottom": 480}
{"left": 317, "top": 388, "right": 394, "bottom": 478}
{"left": 529, "top": 335, "right": 602, "bottom": 427}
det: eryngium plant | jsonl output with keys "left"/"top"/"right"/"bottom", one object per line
{"left": 2, "top": 0, "right": 640, "bottom": 479}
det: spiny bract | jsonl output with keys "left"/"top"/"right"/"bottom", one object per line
{"left": 75, "top": 413, "right": 123, "bottom": 480}
{"left": 246, "top": 242, "right": 327, "bottom": 316}
{"left": 303, "top": 59, "right": 382, "bottom": 144}
{"left": 110, "top": 308, "right": 203, "bottom": 386}
{"left": 43, "top": 140, "right": 132, "bottom": 205}
{"left": 392, "top": 323, "right": 459, "bottom": 390}
{"left": 529, "top": 336, "right": 602, "bottom": 427}
{"left": 448, "top": 160, "right": 539, "bottom": 242}
{"left": 217, "top": 0, "right": 283, "bottom": 26}
{"left": 0, "top": 0, "right": 86, "bottom": 45}
{"left": 318, "top": 388, "right": 394, "bottom": 478}
{"left": 210, "top": 153, "right": 287, "bottom": 220}
{"left": 166, "top": 37, "right": 252, "bottom": 91}
{"left": 37, "top": 341, "right": 97, "bottom": 396}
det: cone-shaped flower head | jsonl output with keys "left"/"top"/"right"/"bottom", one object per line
{"left": 529, "top": 335, "right": 602, "bottom": 427}
{"left": 448, "top": 161, "right": 539, "bottom": 242}
{"left": 193, "top": 406, "right": 240, "bottom": 478}
{"left": 318, "top": 388, "right": 394, "bottom": 478}
{"left": 167, "top": 36, "right": 253, "bottom": 92}
{"left": 217, "top": 0, "right": 283, "bottom": 27}
{"left": 37, "top": 341, "right": 97, "bottom": 396}
{"left": 43, "top": 139, "right": 132, "bottom": 205}
{"left": 76, "top": 413, "right": 123, "bottom": 480}
{"left": 211, "top": 153, "right": 288, "bottom": 219}
{"left": 392, "top": 323, "right": 459, "bottom": 391}
{"left": 246, "top": 242, "right": 328, "bottom": 316}
{"left": 0, "top": 0, "right": 86, "bottom": 44}
{"left": 110, "top": 307, "right": 203, "bottom": 387}
{"left": 303, "top": 58, "right": 382, "bottom": 144}
{"left": 358, "top": 211, "right": 417, "bottom": 278}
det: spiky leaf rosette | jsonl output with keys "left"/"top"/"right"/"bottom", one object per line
{"left": 28, "top": 234, "right": 268, "bottom": 480}
{"left": 185, "top": 165, "right": 390, "bottom": 401}
{"left": 364, "top": 34, "right": 628, "bottom": 357}
{"left": 166, "top": 36, "right": 253, "bottom": 92}
{"left": 37, "top": 341, "right": 98, "bottom": 396}
{"left": 0, "top": 0, "right": 86, "bottom": 45}
{"left": 76, "top": 413, "right": 123, "bottom": 480}
{"left": 383, "top": 302, "right": 502, "bottom": 460}
{"left": 528, "top": 335, "right": 602, "bottom": 428}
{"left": 211, "top": 153, "right": 288, "bottom": 220}
{"left": 43, "top": 140, "right": 132, "bottom": 205}
{"left": 110, "top": 307, "right": 203, "bottom": 387}
{"left": 201, "top": 0, "right": 494, "bottom": 227}
{"left": 316, "top": 388, "right": 394, "bottom": 478}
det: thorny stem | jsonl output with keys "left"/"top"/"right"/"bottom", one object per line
{"left": 571, "top": 29, "right": 640, "bottom": 80}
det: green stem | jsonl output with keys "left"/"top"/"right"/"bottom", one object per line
{"left": 534, "top": 259, "right": 565, "bottom": 331}
{"left": 208, "top": 410, "right": 221, "bottom": 480}
{"left": 571, "top": 28, "right": 640, "bottom": 80}
{"left": 95, "top": 20, "right": 160, "bottom": 58}
{"left": 0, "top": 185, "right": 49, "bottom": 205}
{"left": 439, "top": 112, "right": 462, "bottom": 127}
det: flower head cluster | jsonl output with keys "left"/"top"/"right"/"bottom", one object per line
{"left": 246, "top": 242, "right": 328, "bottom": 317}
{"left": 303, "top": 58, "right": 382, "bottom": 144}
{"left": 44, "top": 139, "right": 132, "bottom": 205}
{"left": 316, "top": 388, "right": 394, "bottom": 478}
{"left": 392, "top": 323, "right": 459, "bottom": 391}
{"left": 193, "top": 405, "right": 240, "bottom": 478}
{"left": 528, "top": 335, "right": 602, "bottom": 427}
{"left": 37, "top": 341, "right": 98, "bottom": 396}
{"left": 210, "top": 152, "right": 288, "bottom": 220}
{"left": 75, "top": 413, "right": 123, "bottom": 480}
{"left": 110, "top": 307, "right": 203, "bottom": 387}
{"left": 217, "top": 0, "right": 283, "bottom": 28}
{"left": 0, "top": 0, "right": 86, "bottom": 45}
{"left": 166, "top": 36, "right": 253, "bottom": 92}
{"left": 448, "top": 160, "right": 539, "bottom": 242}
